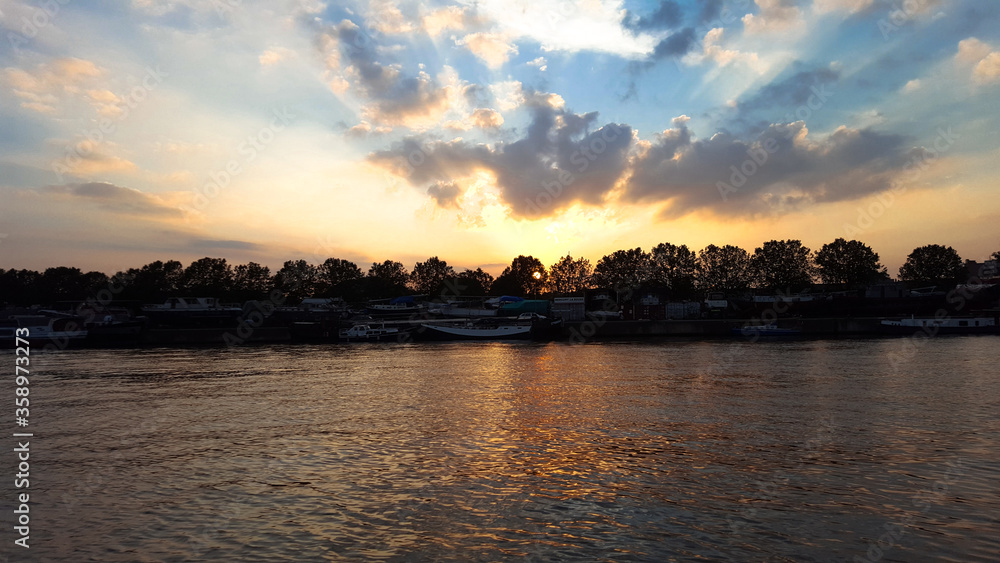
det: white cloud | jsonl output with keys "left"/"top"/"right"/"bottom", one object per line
{"left": 422, "top": 5, "right": 477, "bottom": 36}
{"left": 687, "top": 28, "right": 765, "bottom": 72}
{"left": 467, "top": 0, "right": 658, "bottom": 58}
{"left": 527, "top": 56, "right": 548, "bottom": 71}
{"left": 259, "top": 47, "right": 295, "bottom": 67}
{"left": 956, "top": 38, "right": 1000, "bottom": 85}
{"left": 812, "top": 0, "right": 874, "bottom": 15}
{"left": 901, "top": 79, "right": 922, "bottom": 94}
{"left": 742, "top": 0, "right": 804, "bottom": 35}
{"left": 489, "top": 80, "right": 524, "bottom": 112}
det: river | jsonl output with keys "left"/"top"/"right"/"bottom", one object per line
{"left": 3, "top": 337, "right": 998, "bottom": 561}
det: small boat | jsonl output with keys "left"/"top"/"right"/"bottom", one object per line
{"left": 732, "top": 324, "right": 802, "bottom": 337}
{"left": 880, "top": 316, "right": 998, "bottom": 335}
{"left": 338, "top": 324, "right": 404, "bottom": 342}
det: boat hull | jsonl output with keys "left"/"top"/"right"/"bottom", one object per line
{"left": 416, "top": 323, "right": 533, "bottom": 341}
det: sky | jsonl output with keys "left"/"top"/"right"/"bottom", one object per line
{"left": 0, "top": 0, "right": 998, "bottom": 277}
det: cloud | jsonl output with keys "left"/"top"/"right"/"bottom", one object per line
{"left": 624, "top": 1, "right": 683, "bottom": 31}
{"left": 736, "top": 65, "right": 839, "bottom": 113}
{"left": 52, "top": 141, "right": 138, "bottom": 178}
{"left": 901, "top": 79, "right": 922, "bottom": 94}
{"left": 426, "top": 180, "right": 462, "bottom": 207}
{"left": 3, "top": 58, "right": 103, "bottom": 114}
{"left": 470, "top": 108, "right": 504, "bottom": 129}
{"left": 321, "top": 19, "right": 451, "bottom": 126}
{"left": 365, "top": 0, "right": 416, "bottom": 34}
{"left": 699, "top": 0, "right": 724, "bottom": 23}
{"left": 652, "top": 27, "right": 698, "bottom": 59}
{"left": 344, "top": 120, "right": 393, "bottom": 138}
{"left": 625, "top": 121, "right": 914, "bottom": 217}
{"left": 422, "top": 5, "right": 479, "bottom": 36}
{"left": 469, "top": 0, "right": 659, "bottom": 58}
{"left": 956, "top": 38, "right": 1000, "bottom": 85}
{"left": 457, "top": 32, "right": 519, "bottom": 69}
{"left": 38, "top": 182, "right": 182, "bottom": 217}
{"left": 742, "top": 0, "right": 804, "bottom": 35}
{"left": 369, "top": 96, "right": 634, "bottom": 218}
{"left": 527, "top": 56, "right": 548, "bottom": 71}
{"left": 259, "top": 47, "right": 295, "bottom": 66}
{"left": 812, "top": 0, "right": 874, "bottom": 14}
{"left": 189, "top": 239, "right": 263, "bottom": 251}
{"left": 689, "top": 28, "right": 763, "bottom": 70}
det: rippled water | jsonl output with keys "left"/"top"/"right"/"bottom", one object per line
{"left": 3, "top": 337, "right": 999, "bottom": 561}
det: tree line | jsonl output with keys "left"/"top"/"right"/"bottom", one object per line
{"left": 1, "top": 240, "right": 996, "bottom": 307}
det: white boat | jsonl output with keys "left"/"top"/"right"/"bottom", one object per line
{"left": 880, "top": 316, "right": 997, "bottom": 335}
{"left": 338, "top": 324, "right": 402, "bottom": 342}
{"left": 1, "top": 315, "right": 88, "bottom": 349}
{"left": 418, "top": 320, "right": 533, "bottom": 341}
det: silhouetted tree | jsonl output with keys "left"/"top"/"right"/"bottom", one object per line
{"left": 365, "top": 260, "right": 410, "bottom": 298}
{"left": 992, "top": 250, "right": 1000, "bottom": 262}
{"left": 590, "top": 248, "right": 650, "bottom": 297}
{"left": 116, "top": 260, "right": 184, "bottom": 302}
{"left": 274, "top": 260, "right": 319, "bottom": 303}
{"left": 181, "top": 257, "right": 233, "bottom": 296}
{"left": 491, "top": 255, "right": 547, "bottom": 297}
{"left": 899, "top": 244, "right": 966, "bottom": 285}
{"left": 815, "top": 238, "right": 887, "bottom": 287}
{"left": 0, "top": 269, "right": 42, "bottom": 305}
{"left": 35, "top": 267, "right": 109, "bottom": 303}
{"left": 317, "top": 258, "right": 363, "bottom": 297}
{"left": 410, "top": 256, "right": 456, "bottom": 294}
{"left": 696, "top": 245, "right": 752, "bottom": 292}
{"left": 649, "top": 242, "right": 697, "bottom": 297}
{"left": 231, "top": 262, "right": 272, "bottom": 301}
{"left": 751, "top": 240, "right": 816, "bottom": 291}
{"left": 456, "top": 268, "right": 494, "bottom": 295}
{"left": 548, "top": 254, "right": 592, "bottom": 294}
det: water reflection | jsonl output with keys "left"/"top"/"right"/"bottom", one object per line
{"left": 8, "top": 339, "right": 999, "bottom": 561}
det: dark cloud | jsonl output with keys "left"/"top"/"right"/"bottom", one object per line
{"left": 652, "top": 27, "right": 698, "bottom": 59}
{"left": 698, "top": 0, "right": 724, "bottom": 24}
{"left": 325, "top": 20, "right": 447, "bottom": 124}
{"left": 39, "top": 182, "right": 182, "bottom": 217}
{"left": 625, "top": 121, "right": 913, "bottom": 218}
{"left": 369, "top": 98, "right": 634, "bottom": 218}
{"left": 426, "top": 181, "right": 461, "bottom": 208}
{"left": 737, "top": 65, "right": 840, "bottom": 112}
{"left": 625, "top": 1, "right": 683, "bottom": 31}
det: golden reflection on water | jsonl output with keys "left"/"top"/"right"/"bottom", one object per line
{"left": 12, "top": 339, "right": 1000, "bottom": 561}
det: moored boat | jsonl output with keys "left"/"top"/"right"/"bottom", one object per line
{"left": 338, "top": 323, "right": 407, "bottom": 342}
{"left": 880, "top": 316, "right": 998, "bottom": 335}
{"left": 418, "top": 320, "right": 534, "bottom": 341}
{"left": 732, "top": 323, "right": 802, "bottom": 337}
{"left": 0, "top": 315, "right": 88, "bottom": 349}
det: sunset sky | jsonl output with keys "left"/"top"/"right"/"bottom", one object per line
{"left": 1, "top": 0, "right": 998, "bottom": 276}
